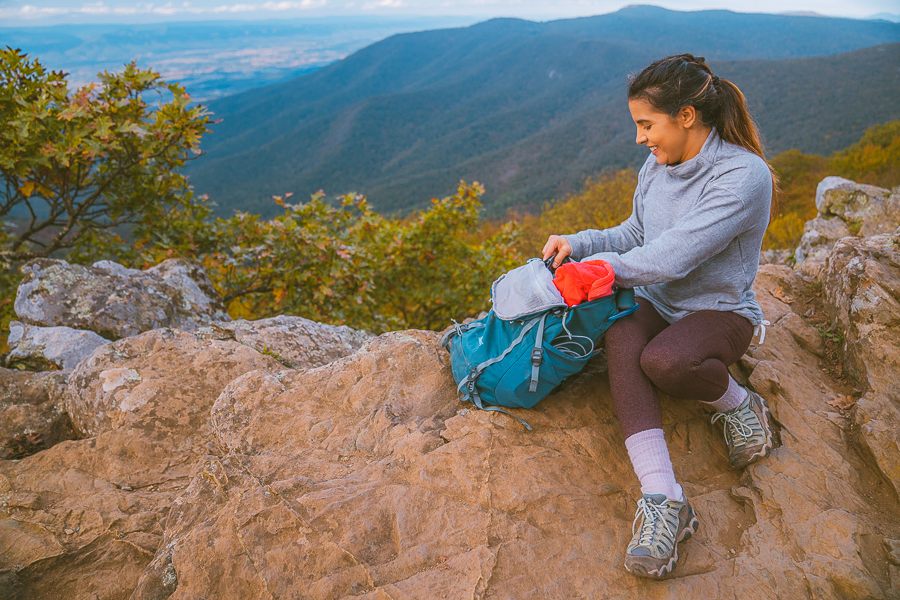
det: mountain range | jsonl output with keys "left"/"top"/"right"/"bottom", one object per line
{"left": 186, "top": 6, "right": 900, "bottom": 216}
{"left": 0, "top": 17, "right": 474, "bottom": 101}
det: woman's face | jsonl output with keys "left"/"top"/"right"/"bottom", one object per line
{"left": 628, "top": 98, "right": 692, "bottom": 166}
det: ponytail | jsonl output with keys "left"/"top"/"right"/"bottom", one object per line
{"left": 628, "top": 54, "right": 780, "bottom": 219}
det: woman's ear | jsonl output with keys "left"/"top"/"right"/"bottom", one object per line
{"left": 678, "top": 105, "right": 698, "bottom": 129}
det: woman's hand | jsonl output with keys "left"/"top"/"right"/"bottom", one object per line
{"left": 541, "top": 235, "right": 572, "bottom": 268}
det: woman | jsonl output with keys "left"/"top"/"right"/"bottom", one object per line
{"left": 542, "top": 54, "right": 776, "bottom": 579}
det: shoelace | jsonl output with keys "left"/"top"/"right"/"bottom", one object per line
{"left": 632, "top": 498, "right": 676, "bottom": 553}
{"left": 711, "top": 405, "right": 758, "bottom": 447}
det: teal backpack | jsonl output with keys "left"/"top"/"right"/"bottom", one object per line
{"left": 441, "top": 257, "right": 638, "bottom": 429}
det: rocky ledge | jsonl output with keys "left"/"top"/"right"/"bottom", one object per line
{"left": 1, "top": 178, "right": 899, "bottom": 600}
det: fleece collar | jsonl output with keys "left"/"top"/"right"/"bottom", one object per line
{"left": 665, "top": 127, "right": 720, "bottom": 180}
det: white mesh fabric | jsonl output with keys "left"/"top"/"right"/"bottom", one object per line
{"left": 491, "top": 259, "right": 566, "bottom": 321}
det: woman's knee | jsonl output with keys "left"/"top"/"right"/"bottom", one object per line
{"left": 639, "top": 342, "right": 699, "bottom": 386}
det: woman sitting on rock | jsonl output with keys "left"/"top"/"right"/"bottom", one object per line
{"left": 542, "top": 53, "right": 776, "bottom": 579}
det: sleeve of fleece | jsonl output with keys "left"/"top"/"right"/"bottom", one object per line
{"left": 582, "top": 184, "right": 751, "bottom": 288}
{"left": 564, "top": 173, "right": 646, "bottom": 261}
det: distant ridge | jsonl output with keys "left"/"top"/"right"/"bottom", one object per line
{"left": 779, "top": 11, "right": 826, "bottom": 17}
{"left": 187, "top": 6, "right": 900, "bottom": 217}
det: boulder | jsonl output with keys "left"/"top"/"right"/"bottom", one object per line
{"left": 794, "top": 178, "right": 898, "bottom": 280}
{"left": 823, "top": 232, "right": 900, "bottom": 497}
{"left": 5, "top": 321, "right": 108, "bottom": 371}
{"left": 0, "top": 368, "right": 73, "bottom": 460}
{"left": 64, "top": 328, "right": 285, "bottom": 439}
{"left": 794, "top": 215, "right": 852, "bottom": 279}
{"left": 0, "top": 368, "right": 69, "bottom": 407}
{"left": 204, "top": 314, "right": 374, "bottom": 369}
{"left": 816, "top": 177, "right": 899, "bottom": 236}
{"left": 14, "top": 258, "right": 231, "bottom": 340}
{"left": 130, "top": 316, "right": 896, "bottom": 600}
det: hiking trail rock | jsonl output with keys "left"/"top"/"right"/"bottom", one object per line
{"left": 14, "top": 258, "right": 231, "bottom": 340}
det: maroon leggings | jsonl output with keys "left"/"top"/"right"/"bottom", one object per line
{"left": 605, "top": 298, "right": 754, "bottom": 440}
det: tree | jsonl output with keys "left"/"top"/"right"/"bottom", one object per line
{"left": 766, "top": 149, "right": 827, "bottom": 250}
{"left": 202, "top": 182, "right": 521, "bottom": 333}
{"left": 829, "top": 119, "right": 900, "bottom": 189}
{"left": 0, "top": 48, "right": 211, "bottom": 267}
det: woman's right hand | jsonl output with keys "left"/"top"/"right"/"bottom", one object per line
{"left": 541, "top": 235, "right": 572, "bottom": 268}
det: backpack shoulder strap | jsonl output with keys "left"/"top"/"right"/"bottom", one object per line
{"left": 528, "top": 313, "right": 547, "bottom": 393}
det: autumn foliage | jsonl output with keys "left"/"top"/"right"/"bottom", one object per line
{"left": 182, "top": 183, "right": 520, "bottom": 333}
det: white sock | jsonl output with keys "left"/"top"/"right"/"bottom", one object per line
{"left": 624, "top": 428, "right": 683, "bottom": 501}
{"left": 704, "top": 376, "right": 749, "bottom": 413}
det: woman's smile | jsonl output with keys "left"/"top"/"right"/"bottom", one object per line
{"left": 627, "top": 97, "right": 710, "bottom": 166}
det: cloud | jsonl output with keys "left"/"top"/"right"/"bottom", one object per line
{"left": 80, "top": 2, "right": 112, "bottom": 14}
{"left": 361, "top": 0, "right": 405, "bottom": 9}
{"left": 11, "top": 4, "right": 70, "bottom": 16}
{"left": 261, "top": 1, "right": 327, "bottom": 10}
{"left": 0, "top": 0, "right": 328, "bottom": 19}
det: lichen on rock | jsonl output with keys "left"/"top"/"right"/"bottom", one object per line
{"left": 14, "top": 257, "right": 231, "bottom": 341}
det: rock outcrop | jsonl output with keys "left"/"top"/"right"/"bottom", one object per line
{"left": 14, "top": 258, "right": 231, "bottom": 340}
{"left": 2, "top": 181, "right": 900, "bottom": 599}
{"left": 794, "top": 178, "right": 899, "bottom": 278}
{"left": 823, "top": 231, "right": 900, "bottom": 499}
{"left": 2, "top": 260, "right": 899, "bottom": 599}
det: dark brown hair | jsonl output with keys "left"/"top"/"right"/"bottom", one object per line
{"left": 628, "top": 54, "right": 779, "bottom": 217}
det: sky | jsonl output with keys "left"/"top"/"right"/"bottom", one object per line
{"left": 1, "top": 0, "right": 898, "bottom": 25}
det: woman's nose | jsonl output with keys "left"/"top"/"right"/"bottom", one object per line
{"left": 635, "top": 130, "right": 646, "bottom": 144}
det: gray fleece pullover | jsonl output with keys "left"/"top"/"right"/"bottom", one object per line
{"left": 565, "top": 128, "right": 771, "bottom": 326}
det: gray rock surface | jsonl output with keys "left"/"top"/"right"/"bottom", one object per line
{"left": 6, "top": 321, "right": 109, "bottom": 371}
{"left": 795, "top": 178, "right": 898, "bottom": 279}
{"left": 794, "top": 215, "right": 852, "bottom": 274}
{"left": 816, "top": 177, "right": 898, "bottom": 235}
{"left": 14, "top": 258, "right": 231, "bottom": 340}
{"left": 204, "top": 314, "right": 374, "bottom": 369}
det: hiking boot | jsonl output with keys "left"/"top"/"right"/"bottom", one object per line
{"left": 624, "top": 493, "right": 699, "bottom": 579}
{"left": 711, "top": 390, "right": 774, "bottom": 469}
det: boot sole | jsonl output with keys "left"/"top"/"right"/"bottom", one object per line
{"left": 624, "top": 510, "right": 700, "bottom": 579}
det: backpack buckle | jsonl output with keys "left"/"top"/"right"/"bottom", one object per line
{"left": 531, "top": 348, "right": 543, "bottom": 367}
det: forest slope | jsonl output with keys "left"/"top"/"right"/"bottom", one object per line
{"left": 186, "top": 6, "right": 900, "bottom": 216}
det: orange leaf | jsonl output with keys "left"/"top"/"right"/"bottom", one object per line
{"left": 18, "top": 181, "right": 35, "bottom": 198}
